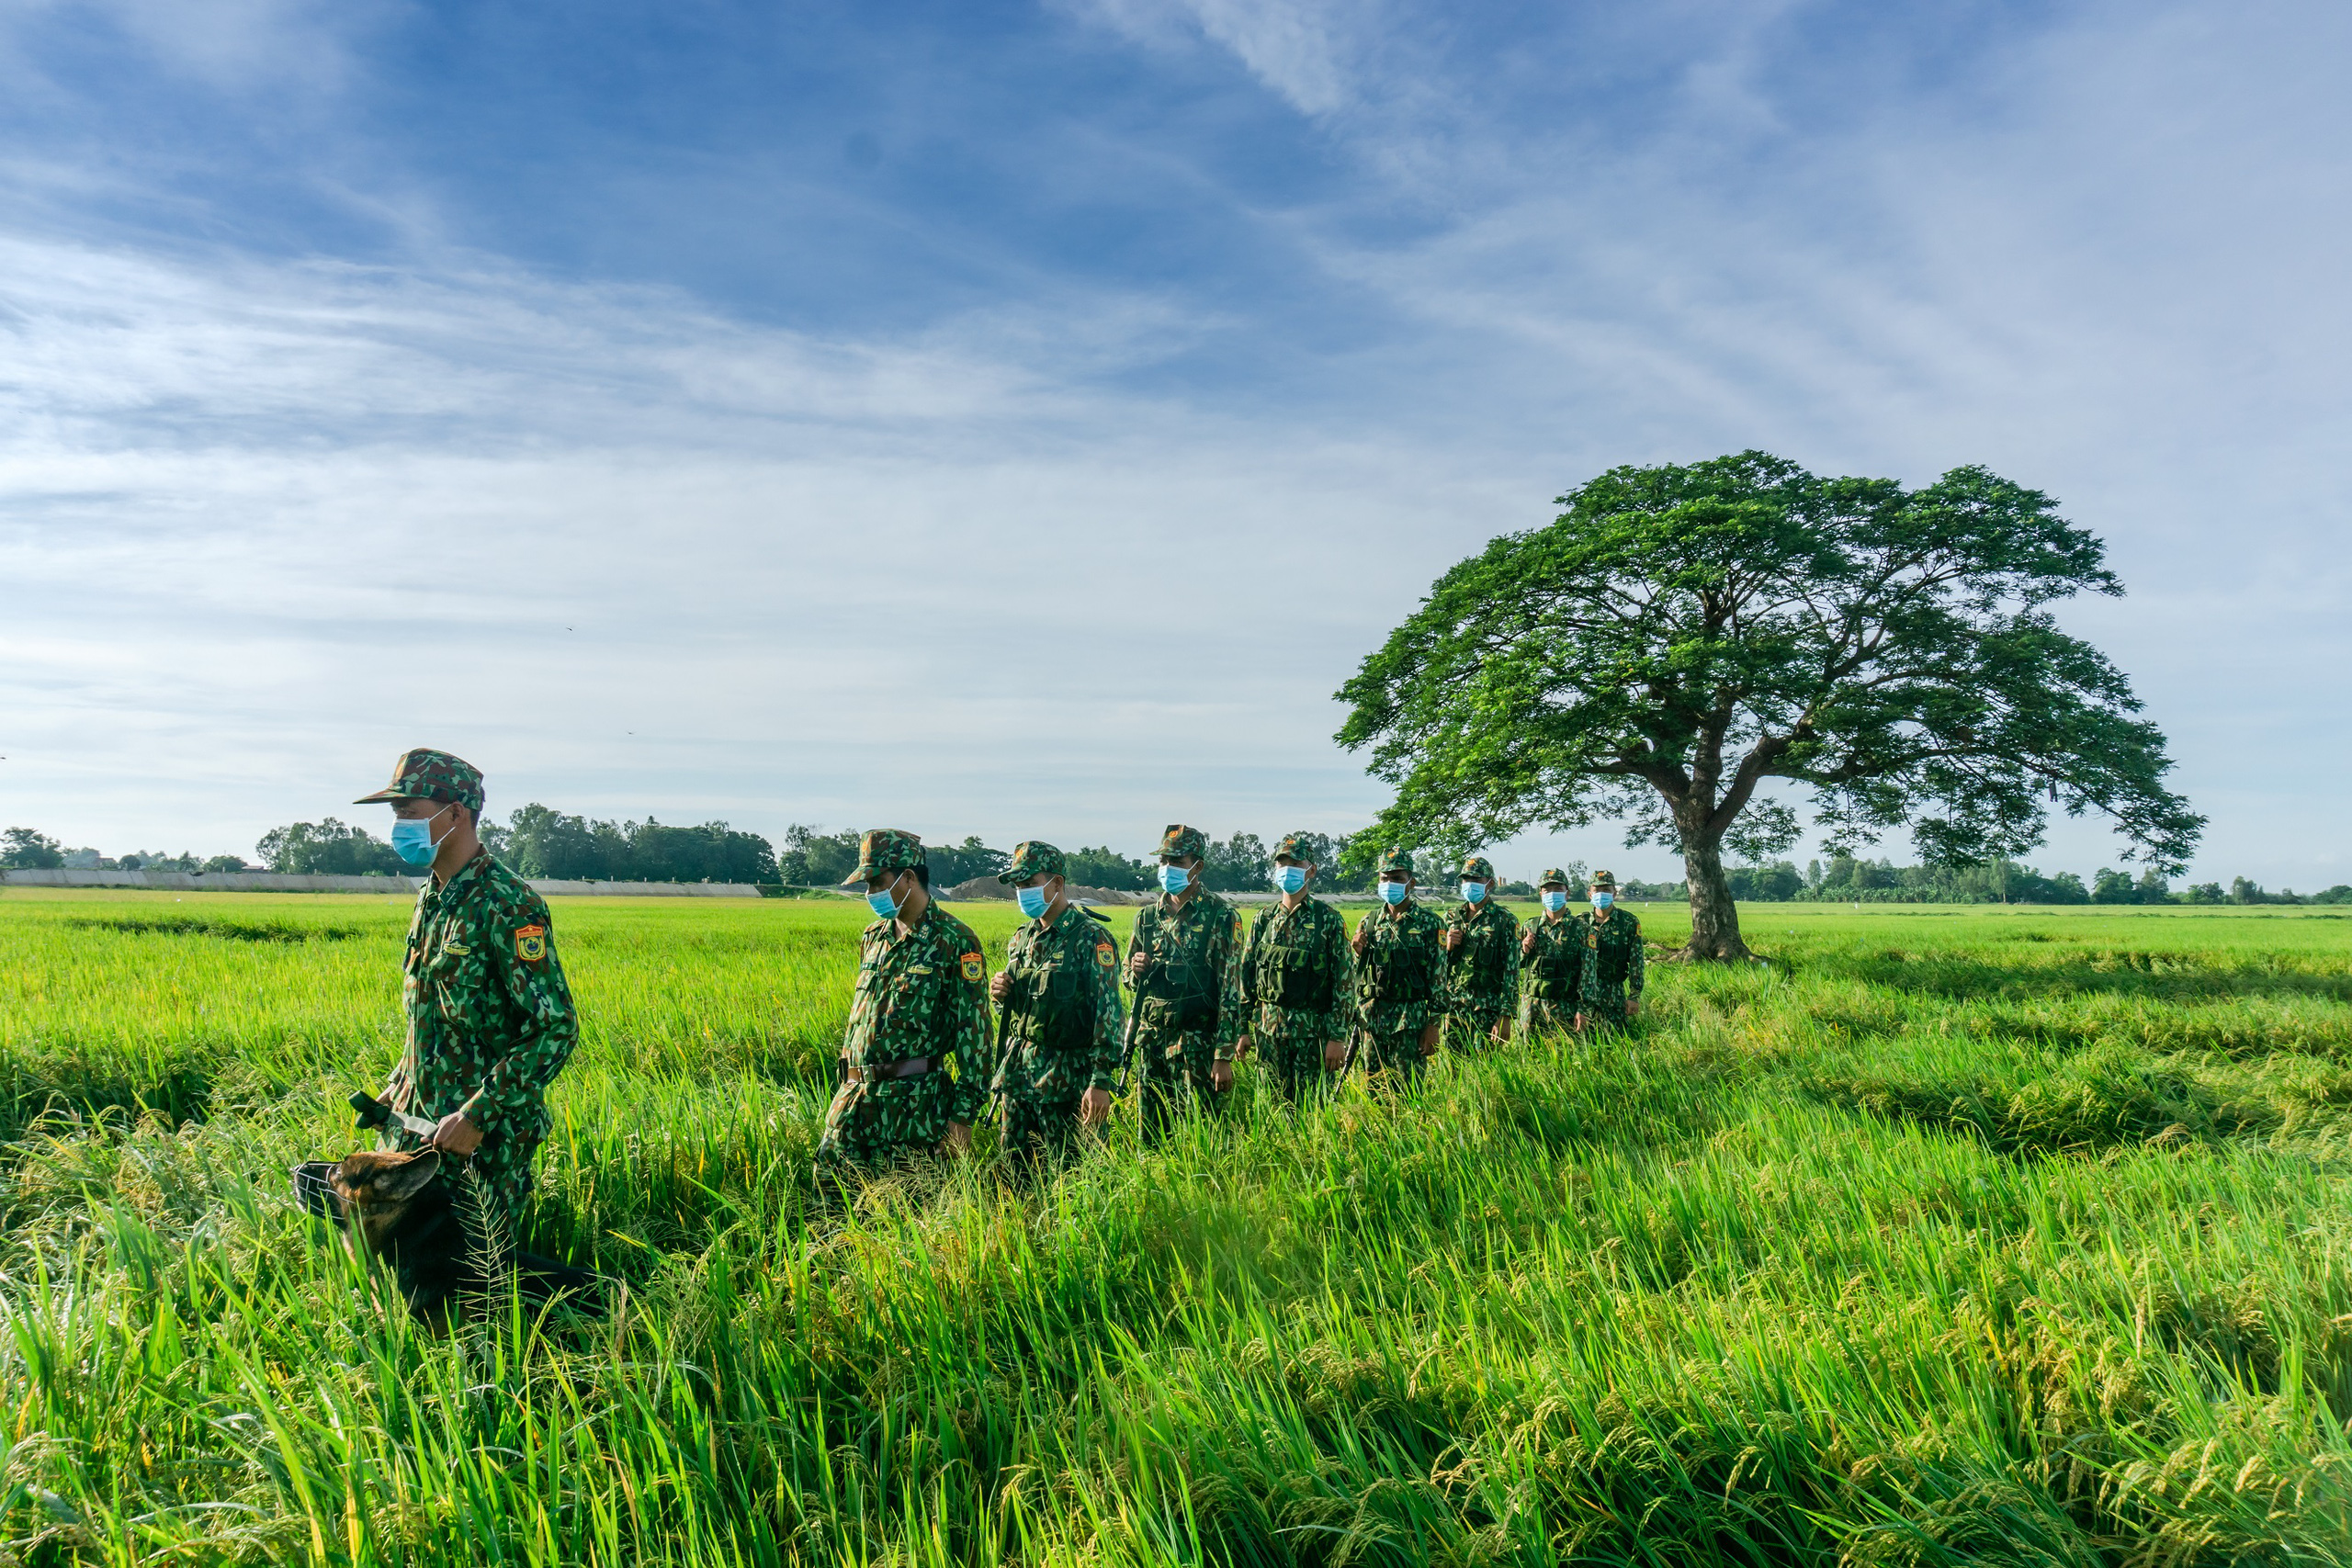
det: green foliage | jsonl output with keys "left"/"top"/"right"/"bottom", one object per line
{"left": 777, "top": 823, "right": 862, "bottom": 886}
{"left": 486, "top": 804, "right": 777, "bottom": 883}
{"left": 0, "top": 827, "right": 64, "bottom": 869}
{"left": 1062, "top": 844, "right": 1152, "bottom": 890}
{"left": 1335, "top": 452, "right": 2204, "bottom": 952}
{"left": 1201, "top": 829, "right": 1272, "bottom": 891}
{"left": 2, "top": 895, "right": 2351, "bottom": 1561}
{"left": 254, "top": 816, "right": 407, "bottom": 875}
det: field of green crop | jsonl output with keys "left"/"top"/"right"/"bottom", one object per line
{"left": 3, "top": 888, "right": 2349, "bottom": 1564}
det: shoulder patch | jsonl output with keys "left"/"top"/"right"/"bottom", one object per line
{"left": 961, "top": 952, "right": 984, "bottom": 983}
{"left": 514, "top": 925, "right": 548, "bottom": 963}
{"left": 1095, "top": 941, "right": 1115, "bottom": 969}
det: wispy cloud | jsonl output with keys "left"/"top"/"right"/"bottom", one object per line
{"left": 0, "top": 0, "right": 2346, "bottom": 884}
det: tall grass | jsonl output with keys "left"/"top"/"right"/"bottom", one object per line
{"left": 1, "top": 890, "right": 2347, "bottom": 1563}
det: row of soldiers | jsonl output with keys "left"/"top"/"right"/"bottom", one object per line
{"left": 341, "top": 748, "right": 1649, "bottom": 1232}
{"left": 819, "top": 824, "right": 1646, "bottom": 1175}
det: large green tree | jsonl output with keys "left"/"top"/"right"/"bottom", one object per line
{"left": 1336, "top": 452, "right": 2202, "bottom": 959}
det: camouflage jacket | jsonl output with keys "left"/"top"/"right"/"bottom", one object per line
{"left": 1240, "top": 896, "right": 1356, "bottom": 1044}
{"left": 389, "top": 851, "right": 578, "bottom": 1145}
{"left": 1521, "top": 911, "right": 1588, "bottom": 1003}
{"left": 1578, "top": 908, "right": 1646, "bottom": 1003}
{"left": 1444, "top": 897, "right": 1521, "bottom": 1015}
{"left": 1126, "top": 888, "right": 1245, "bottom": 1060}
{"left": 844, "top": 899, "right": 990, "bottom": 1125}
{"left": 995, "top": 905, "right": 1124, "bottom": 1098}
{"left": 1354, "top": 897, "right": 1447, "bottom": 1035}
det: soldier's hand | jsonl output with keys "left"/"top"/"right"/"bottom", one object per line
{"left": 1419, "top": 1021, "right": 1442, "bottom": 1058}
{"left": 1492, "top": 1019, "right": 1513, "bottom": 1044}
{"left": 1573, "top": 1012, "right": 1588, "bottom": 1032}
{"left": 941, "top": 1121, "right": 973, "bottom": 1156}
{"left": 1127, "top": 950, "right": 1149, "bottom": 979}
{"left": 1626, "top": 998, "right": 1641, "bottom": 1020}
{"left": 1211, "top": 1060, "right": 1234, "bottom": 1093}
{"left": 431, "top": 1111, "right": 484, "bottom": 1156}
{"left": 1521, "top": 930, "right": 1537, "bottom": 955}
{"left": 989, "top": 972, "right": 1012, "bottom": 1004}
{"left": 1350, "top": 923, "right": 1370, "bottom": 955}
{"left": 1322, "top": 1038, "right": 1350, "bottom": 1071}
{"left": 1079, "top": 1088, "right": 1112, "bottom": 1128}
{"left": 1443, "top": 929, "right": 1464, "bottom": 953}
{"left": 1236, "top": 1034, "right": 1253, "bottom": 1060}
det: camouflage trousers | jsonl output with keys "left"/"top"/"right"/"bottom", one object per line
{"left": 1581, "top": 994, "right": 1635, "bottom": 1031}
{"left": 1001, "top": 1092, "right": 1087, "bottom": 1169}
{"left": 1358, "top": 1027, "right": 1430, "bottom": 1088}
{"left": 1442, "top": 1006, "right": 1510, "bottom": 1055}
{"left": 1139, "top": 1030, "right": 1227, "bottom": 1139}
{"left": 816, "top": 1072, "right": 956, "bottom": 1171}
{"left": 1257, "top": 1032, "right": 1337, "bottom": 1103}
{"left": 1519, "top": 995, "right": 1577, "bottom": 1036}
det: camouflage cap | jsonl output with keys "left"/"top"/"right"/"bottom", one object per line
{"left": 998, "top": 840, "right": 1068, "bottom": 884}
{"left": 1155, "top": 824, "right": 1207, "bottom": 861}
{"left": 1271, "top": 831, "right": 1319, "bottom": 863}
{"left": 1376, "top": 848, "right": 1414, "bottom": 876}
{"left": 849, "top": 829, "right": 926, "bottom": 882}
{"left": 1589, "top": 868, "right": 1619, "bottom": 889}
{"left": 1459, "top": 855, "right": 1496, "bottom": 882}
{"left": 353, "top": 748, "right": 484, "bottom": 815}
{"left": 1538, "top": 866, "right": 1574, "bottom": 888}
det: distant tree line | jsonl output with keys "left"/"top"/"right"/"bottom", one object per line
{"left": 775, "top": 827, "right": 1380, "bottom": 893}
{"left": 15, "top": 818, "right": 2342, "bottom": 906}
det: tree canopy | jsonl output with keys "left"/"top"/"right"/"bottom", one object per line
{"left": 1337, "top": 451, "right": 2203, "bottom": 957}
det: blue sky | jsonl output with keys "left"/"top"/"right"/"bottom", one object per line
{"left": 2, "top": 0, "right": 2346, "bottom": 886}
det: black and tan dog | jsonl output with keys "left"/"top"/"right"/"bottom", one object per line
{"left": 296, "top": 1148, "right": 598, "bottom": 1321}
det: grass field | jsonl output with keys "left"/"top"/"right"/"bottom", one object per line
{"left": 2, "top": 888, "right": 2349, "bottom": 1564}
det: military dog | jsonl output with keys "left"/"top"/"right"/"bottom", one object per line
{"left": 297, "top": 1148, "right": 598, "bottom": 1321}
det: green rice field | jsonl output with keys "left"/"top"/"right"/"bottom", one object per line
{"left": 2, "top": 887, "right": 2348, "bottom": 1564}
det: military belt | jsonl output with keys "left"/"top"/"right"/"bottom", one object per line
{"left": 844, "top": 1056, "right": 936, "bottom": 1084}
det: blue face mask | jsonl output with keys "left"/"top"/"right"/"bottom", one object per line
{"left": 1591, "top": 891, "right": 1613, "bottom": 909}
{"left": 1460, "top": 881, "right": 1487, "bottom": 904}
{"left": 1379, "top": 880, "right": 1409, "bottom": 906}
{"left": 390, "top": 809, "right": 447, "bottom": 868}
{"left": 1273, "top": 864, "right": 1306, "bottom": 895}
{"left": 867, "top": 874, "right": 905, "bottom": 920}
{"left": 1542, "top": 890, "right": 1567, "bottom": 912}
{"left": 1016, "top": 883, "right": 1052, "bottom": 919}
{"left": 1159, "top": 864, "right": 1189, "bottom": 894}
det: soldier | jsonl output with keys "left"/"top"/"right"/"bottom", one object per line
{"left": 1519, "top": 867, "right": 1585, "bottom": 1035}
{"left": 1441, "top": 854, "right": 1520, "bottom": 1053}
{"left": 354, "top": 748, "right": 578, "bottom": 1235}
{"left": 989, "top": 841, "right": 1121, "bottom": 1168}
{"left": 1126, "top": 824, "right": 1244, "bottom": 1138}
{"left": 818, "top": 829, "right": 991, "bottom": 1179}
{"left": 1238, "top": 832, "right": 1356, "bottom": 1102}
{"left": 1577, "top": 869, "right": 1646, "bottom": 1030}
{"left": 1350, "top": 849, "right": 1446, "bottom": 1085}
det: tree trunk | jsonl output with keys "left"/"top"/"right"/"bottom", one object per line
{"left": 1674, "top": 833, "right": 1754, "bottom": 961}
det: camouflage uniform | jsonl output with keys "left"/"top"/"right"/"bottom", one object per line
{"left": 992, "top": 841, "right": 1124, "bottom": 1167}
{"left": 1239, "top": 833, "right": 1356, "bottom": 1102}
{"left": 1442, "top": 854, "right": 1521, "bottom": 1054}
{"left": 1128, "top": 825, "right": 1244, "bottom": 1136}
{"left": 820, "top": 830, "right": 991, "bottom": 1173}
{"left": 1519, "top": 867, "right": 1586, "bottom": 1035}
{"left": 356, "top": 750, "right": 578, "bottom": 1233}
{"left": 1353, "top": 849, "right": 1446, "bottom": 1085}
{"left": 1578, "top": 870, "right": 1646, "bottom": 1029}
